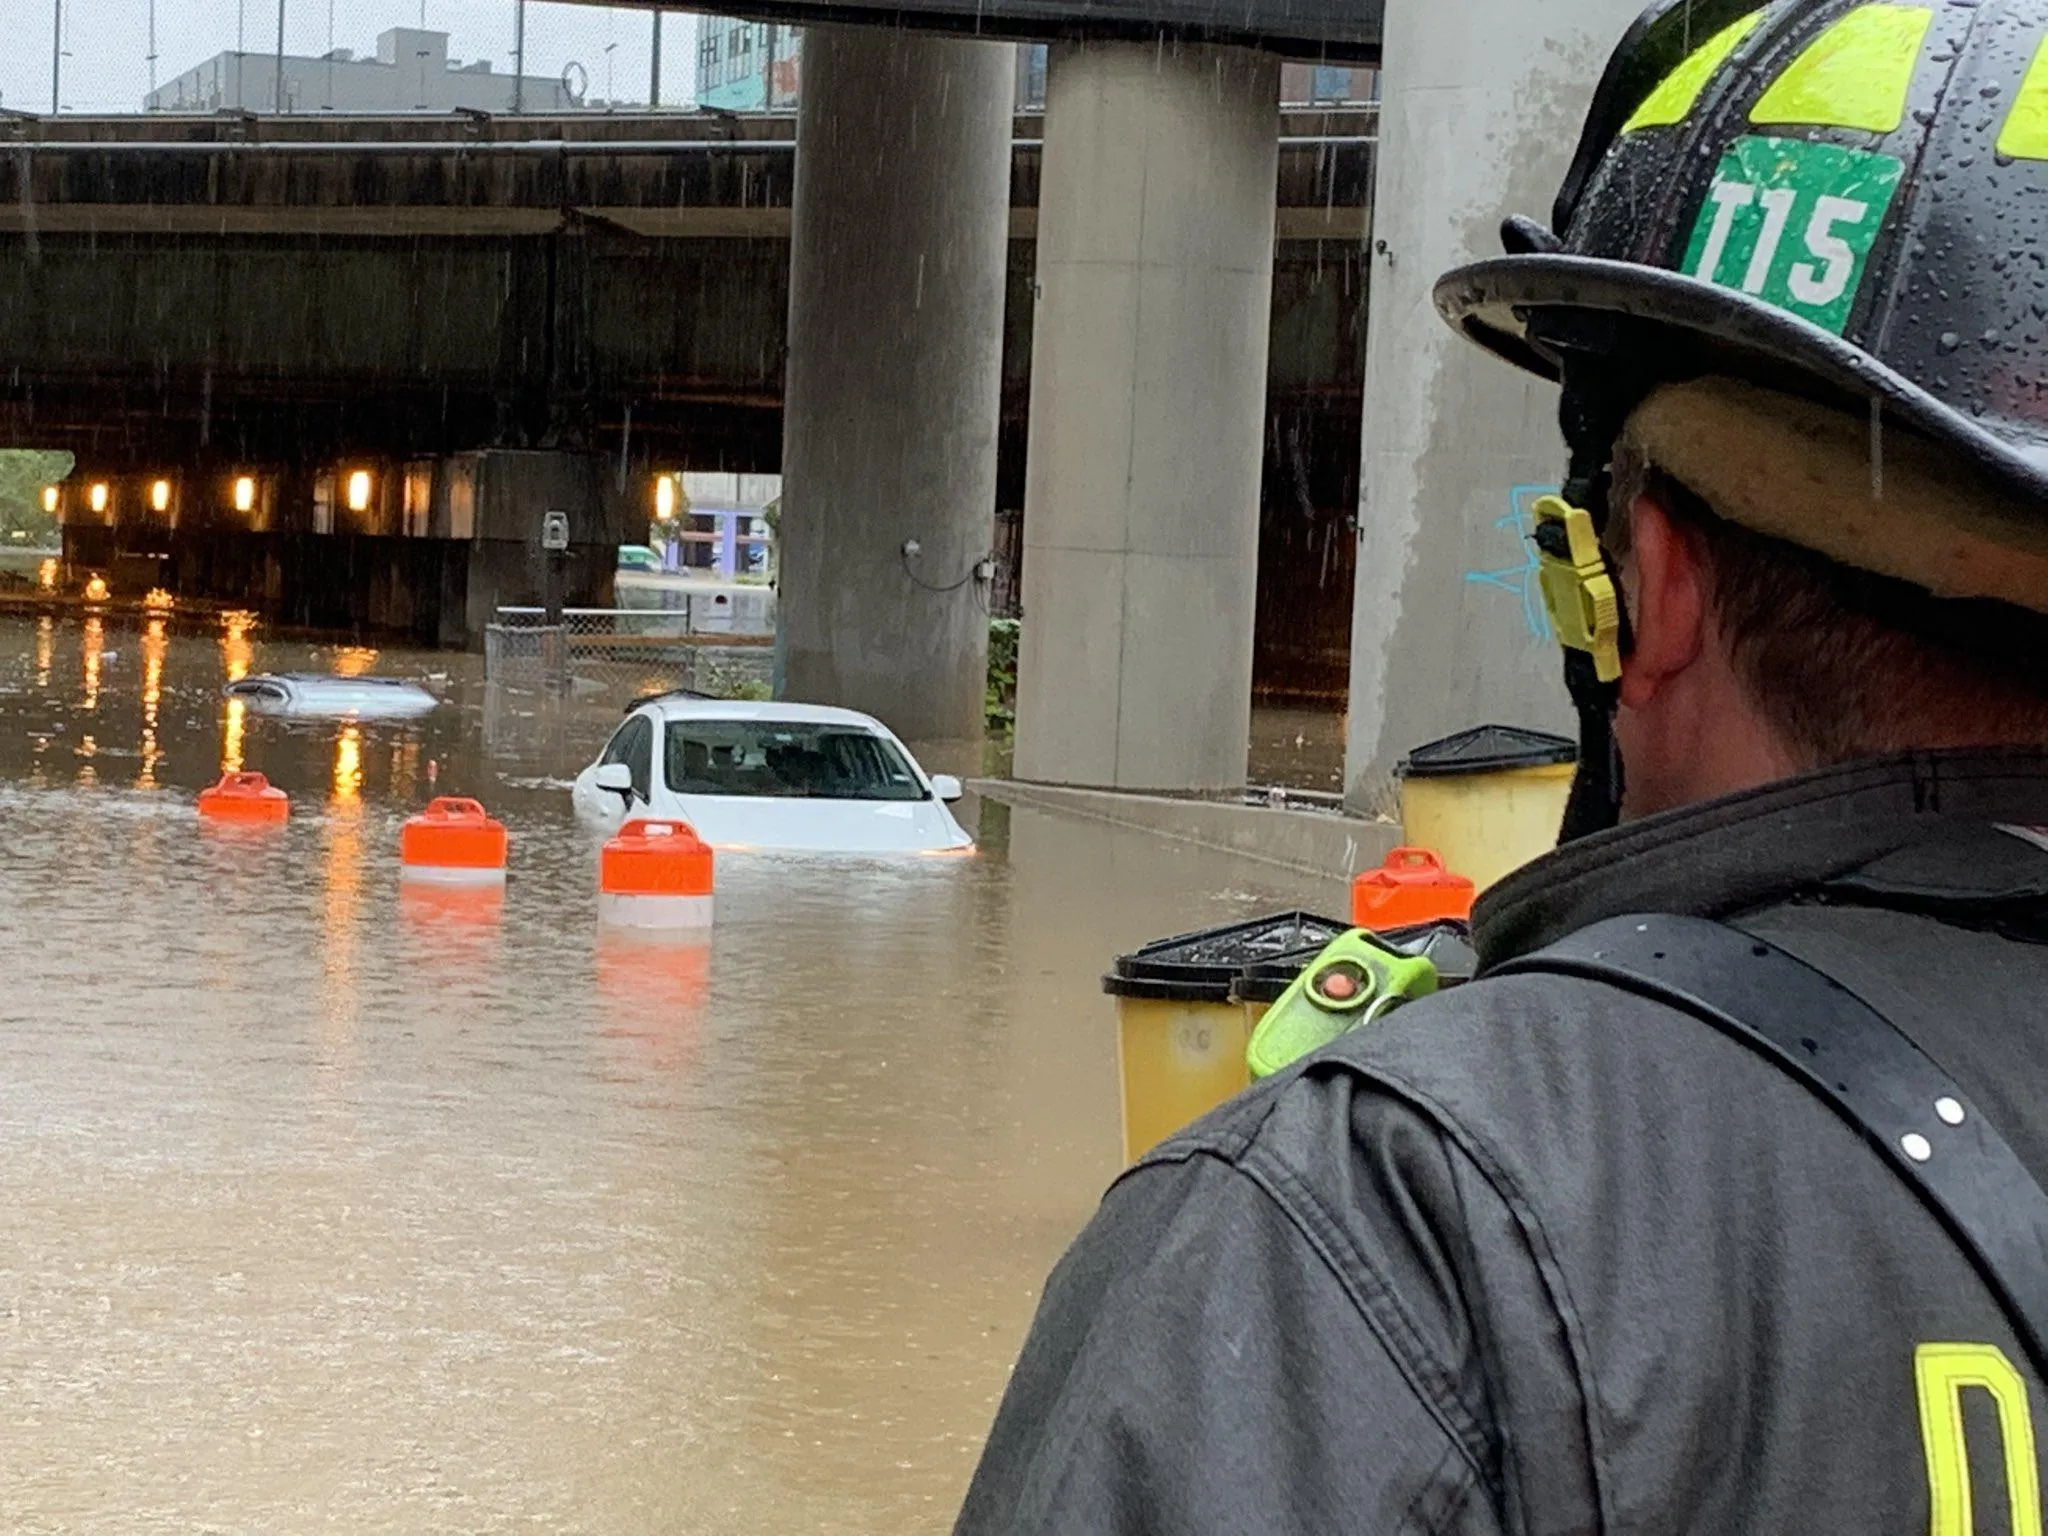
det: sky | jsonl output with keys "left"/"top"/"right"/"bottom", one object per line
{"left": 2, "top": 0, "right": 705, "bottom": 113}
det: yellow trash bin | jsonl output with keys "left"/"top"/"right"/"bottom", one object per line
{"left": 1104, "top": 912, "right": 1347, "bottom": 1164}
{"left": 1398, "top": 725, "right": 1578, "bottom": 892}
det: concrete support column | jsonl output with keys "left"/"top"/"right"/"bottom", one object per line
{"left": 1012, "top": 42, "right": 1279, "bottom": 793}
{"left": 778, "top": 25, "right": 1015, "bottom": 766}
{"left": 1343, "top": 0, "right": 1648, "bottom": 810}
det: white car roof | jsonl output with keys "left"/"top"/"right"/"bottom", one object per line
{"left": 641, "top": 696, "right": 898, "bottom": 735}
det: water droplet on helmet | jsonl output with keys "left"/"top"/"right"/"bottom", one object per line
{"left": 1982, "top": 81, "right": 2004, "bottom": 98}
{"left": 1982, "top": 328, "right": 2003, "bottom": 346}
{"left": 1940, "top": 331, "right": 1962, "bottom": 352}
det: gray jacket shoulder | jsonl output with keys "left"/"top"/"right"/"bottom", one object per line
{"left": 1152, "top": 960, "right": 2021, "bottom": 1531}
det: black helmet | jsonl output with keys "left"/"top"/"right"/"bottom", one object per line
{"left": 1437, "top": 0, "right": 2048, "bottom": 506}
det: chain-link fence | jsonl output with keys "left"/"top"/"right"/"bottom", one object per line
{"left": 485, "top": 605, "right": 773, "bottom": 699}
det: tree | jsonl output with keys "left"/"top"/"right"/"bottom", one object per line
{"left": 0, "top": 450, "right": 73, "bottom": 546}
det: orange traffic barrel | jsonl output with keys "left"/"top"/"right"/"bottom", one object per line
{"left": 197, "top": 771, "right": 289, "bottom": 824}
{"left": 400, "top": 797, "right": 508, "bottom": 886}
{"left": 1351, "top": 846, "right": 1476, "bottom": 931}
{"left": 599, "top": 818, "right": 714, "bottom": 928}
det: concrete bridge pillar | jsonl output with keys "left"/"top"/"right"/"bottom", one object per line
{"left": 1342, "top": 0, "right": 1648, "bottom": 811}
{"left": 1012, "top": 41, "right": 1280, "bottom": 793}
{"left": 777, "top": 25, "right": 1015, "bottom": 770}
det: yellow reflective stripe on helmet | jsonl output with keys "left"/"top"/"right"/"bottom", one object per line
{"left": 1622, "top": 11, "right": 1767, "bottom": 132}
{"left": 1750, "top": 3, "right": 1933, "bottom": 134}
{"left": 1999, "top": 35, "right": 2048, "bottom": 160}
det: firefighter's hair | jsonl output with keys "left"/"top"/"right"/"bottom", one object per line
{"left": 1604, "top": 440, "right": 2048, "bottom": 767}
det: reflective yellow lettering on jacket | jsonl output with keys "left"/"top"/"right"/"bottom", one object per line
{"left": 1916, "top": 1343, "right": 2043, "bottom": 1535}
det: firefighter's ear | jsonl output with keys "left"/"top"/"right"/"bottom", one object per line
{"left": 1614, "top": 492, "right": 1708, "bottom": 713}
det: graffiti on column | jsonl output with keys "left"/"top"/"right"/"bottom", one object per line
{"left": 1463, "top": 483, "right": 1560, "bottom": 644}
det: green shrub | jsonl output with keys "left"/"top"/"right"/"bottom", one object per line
{"left": 986, "top": 619, "right": 1019, "bottom": 737}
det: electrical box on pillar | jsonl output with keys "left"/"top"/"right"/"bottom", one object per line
{"left": 542, "top": 509, "right": 570, "bottom": 625}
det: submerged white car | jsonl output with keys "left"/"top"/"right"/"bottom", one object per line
{"left": 223, "top": 673, "right": 439, "bottom": 720}
{"left": 570, "top": 696, "right": 975, "bottom": 855}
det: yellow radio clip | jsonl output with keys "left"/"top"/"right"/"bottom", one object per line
{"left": 1531, "top": 494, "right": 1623, "bottom": 684}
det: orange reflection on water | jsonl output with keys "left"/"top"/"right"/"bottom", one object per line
{"left": 594, "top": 929, "right": 711, "bottom": 1076}
{"left": 80, "top": 616, "right": 103, "bottom": 712}
{"left": 220, "top": 612, "right": 255, "bottom": 774}
{"left": 333, "top": 725, "right": 363, "bottom": 803}
{"left": 330, "top": 646, "right": 378, "bottom": 679}
{"left": 221, "top": 699, "right": 246, "bottom": 775}
{"left": 320, "top": 725, "right": 368, "bottom": 1087}
{"left": 220, "top": 610, "right": 255, "bottom": 683}
{"left": 138, "top": 618, "right": 166, "bottom": 789}
{"left": 34, "top": 615, "right": 53, "bottom": 688}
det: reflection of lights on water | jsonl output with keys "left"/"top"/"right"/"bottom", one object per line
{"left": 34, "top": 615, "right": 53, "bottom": 687}
{"left": 139, "top": 617, "right": 166, "bottom": 789}
{"left": 333, "top": 725, "right": 363, "bottom": 803}
{"left": 36, "top": 558, "right": 55, "bottom": 591}
{"left": 83, "top": 575, "right": 108, "bottom": 603}
{"left": 222, "top": 697, "right": 246, "bottom": 775}
{"left": 330, "top": 646, "right": 378, "bottom": 678}
{"left": 389, "top": 737, "right": 422, "bottom": 796}
{"left": 322, "top": 747, "right": 365, "bottom": 1085}
{"left": 81, "top": 616, "right": 103, "bottom": 711}
{"left": 220, "top": 612, "right": 256, "bottom": 774}
{"left": 220, "top": 610, "right": 255, "bottom": 682}
{"left": 143, "top": 588, "right": 175, "bottom": 611}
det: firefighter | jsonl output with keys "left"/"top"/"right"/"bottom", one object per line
{"left": 958, "top": 0, "right": 2048, "bottom": 1528}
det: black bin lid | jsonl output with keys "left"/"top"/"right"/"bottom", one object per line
{"left": 1399, "top": 724, "right": 1577, "bottom": 779}
{"left": 1104, "top": 910, "right": 1350, "bottom": 1003}
{"left": 1227, "top": 918, "right": 1479, "bottom": 1005}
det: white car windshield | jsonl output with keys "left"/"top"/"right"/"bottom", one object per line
{"left": 664, "top": 721, "right": 928, "bottom": 802}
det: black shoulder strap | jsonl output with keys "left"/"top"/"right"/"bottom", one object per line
{"left": 1491, "top": 913, "right": 2048, "bottom": 1378}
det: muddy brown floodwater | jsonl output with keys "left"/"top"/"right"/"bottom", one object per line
{"left": 0, "top": 608, "right": 1348, "bottom": 1533}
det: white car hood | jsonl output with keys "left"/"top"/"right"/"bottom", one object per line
{"left": 675, "top": 793, "right": 972, "bottom": 854}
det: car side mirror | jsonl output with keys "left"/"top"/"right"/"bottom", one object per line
{"left": 929, "top": 773, "right": 964, "bottom": 803}
{"left": 595, "top": 762, "right": 634, "bottom": 800}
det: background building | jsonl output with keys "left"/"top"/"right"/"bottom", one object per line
{"left": 145, "top": 28, "right": 578, "bottom": 114}
{"left": 692, "top": 31, "right": 1371, "bottom": 113}
{"left": 695, "top": 21, "right": 799, "bottom": 112}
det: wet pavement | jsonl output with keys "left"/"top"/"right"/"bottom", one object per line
{"left": 0, "top": 609, "right": 1349, "bottom": 1532}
